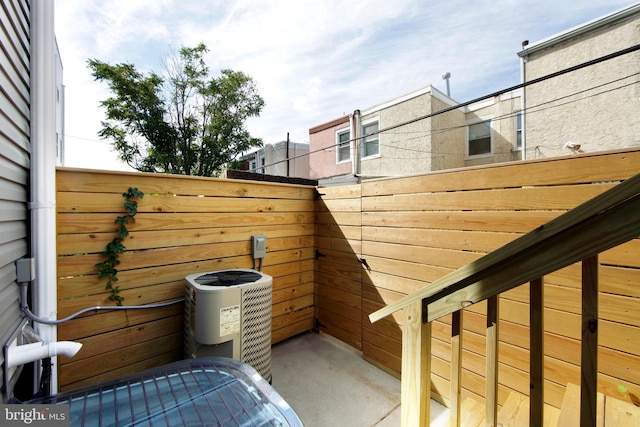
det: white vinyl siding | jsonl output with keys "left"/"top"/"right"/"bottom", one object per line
{"left": 0, "top": 0, "right": 31, "bottom": 394}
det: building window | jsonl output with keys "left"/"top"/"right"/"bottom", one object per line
{"left": 362, "top": 120, "right": 379, "bottom": 158}
{"left": 336, "top": 129, "right": 351, "bottom": 163}
{"left": 515, "top": 112, "right": 522, "bottom": 150}
{"left": 249, "top": 160, "right": 257, "bottom": 171}
{"left": 467, "top": 120, "right": 492, "bottom": 156}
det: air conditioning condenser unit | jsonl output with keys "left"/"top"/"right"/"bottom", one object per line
{"left": 184, "top": 269, "right": 273, "bottom": 382}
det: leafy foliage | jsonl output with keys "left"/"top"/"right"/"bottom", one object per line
{"left": 95, "top": 187, "right": 144, "bottom": 305}
{"left": 88, "top": 44, "right": 264, "bottom": 176}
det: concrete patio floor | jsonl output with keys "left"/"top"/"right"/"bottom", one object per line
{"left": 271, "top": 331, "right": 449, "bottom": 427}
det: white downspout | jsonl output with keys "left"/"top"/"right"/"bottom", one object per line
{"left": 520, "top": 41, "right": 528, "bottom": 161}
{"left": 351, "top": 110, "right": 361, "bottom": 178}
{"left": 349, "top": 113, "right": 355, "bottom": 176}
{"left": 30, "top": 0, "right": 59, "bottom": 392}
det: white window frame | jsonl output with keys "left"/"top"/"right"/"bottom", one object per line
{"left": 466, "top": 118, "right": 493, "bottom": 158}
{"left": 336, "top": 127, "right": 351, "bottom": 164}
{"left": 515, "top": 111, "right": 523, "bottom": 151}
{"left": 361, "top": 117, "right": 380, "bottom": 160}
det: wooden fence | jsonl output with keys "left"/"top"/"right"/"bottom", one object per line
{"left": 56, "top": 148, "right": 640, "bottom": 410}
{"left": 315, "top": 148, "right": 640, "bottom": 413}
{"left": 56, "top": 168, "right": 316, "bottom": 391}
{"left": 370, "top": 171, "right": 640, "bottom": 426}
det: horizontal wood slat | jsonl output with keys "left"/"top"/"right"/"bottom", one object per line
{"left": 361, "top": 149, "right": 640, "bottom": 196}
{"left": 57, "top": 192, "right": 314, "bottom": 214}
{"left": 57, "top": 167, "right": 313, "bottom": 198}
{"left": 362, "top": 183, "right": 614, "bottom": 212}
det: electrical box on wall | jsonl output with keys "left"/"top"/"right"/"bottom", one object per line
{"left": 252, "top": 235, "right": 266, "bottom": 259}
{"left": 16, "top": 258, "right": 36, "bottom": 283}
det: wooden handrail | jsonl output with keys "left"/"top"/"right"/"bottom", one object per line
{"left": 369, "top": 173, "right": 640, "bottom": 427}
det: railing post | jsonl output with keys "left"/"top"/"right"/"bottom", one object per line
{"left": 450, "top": 310, "right": 463, "bottom": 427}
{"left": 401, "top": 301, "right": 431, "bottom": 427}
{"left": 581, "top": 255, "right": 599, "bottom": 427}
{"left": 486, "top": 295, "right": 499, "bottom": 426}
{"left": 530, "top": 277, "right": 544, "bottom": 426}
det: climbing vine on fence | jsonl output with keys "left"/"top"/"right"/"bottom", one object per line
{"left": 95, "top": 187, "right": 144, "bottom": 305}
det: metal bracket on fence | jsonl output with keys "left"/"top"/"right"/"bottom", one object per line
{"left": 359, "top": 258, "right": 371, "bottom": 271}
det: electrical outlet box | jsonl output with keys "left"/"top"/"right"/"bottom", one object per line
{"left": 16, "top": 258, "right": 35, "bottom": 283}
{"left": 252, "top": 235, "right": 267, "bottom": 259}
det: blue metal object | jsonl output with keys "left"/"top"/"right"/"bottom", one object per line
{"left": 28, "top": 357, "right": 303, "bottom": 426}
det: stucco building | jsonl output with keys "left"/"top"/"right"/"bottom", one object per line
{"left": 309, "top": 85, "right": 522, "bottom": 184}
{"left": 310, "top": 4, "right": 638, "bottom": 184}
{"left": 240, "top": 140, "right": 310, "bottom": 179}
{"left": 518, "top": 3, "right": 640, "bottom": 159}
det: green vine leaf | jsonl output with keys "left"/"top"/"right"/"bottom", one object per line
{"left": 95, "top": 187, "right": 144, "bottom": 305}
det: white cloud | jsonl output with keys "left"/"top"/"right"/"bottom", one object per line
{"left": 55, "top": 0, "right": 633, "bottom": 170}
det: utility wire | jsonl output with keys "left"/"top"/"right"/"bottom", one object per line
{"left": 70, "top": 44, "right": 640, "bottom": 170}
{"left": 370, "top": 74, "right": 639, "bottom": 157}
{"left": 260, "top": 43, "right": 640, "bottom": 169}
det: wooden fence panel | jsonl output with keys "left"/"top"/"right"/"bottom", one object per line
{"left": 56, "top": 168, "right": 316, "bottom": 391}
{"left": 357, "top": 149, "right": 640, "bottom": 411}
{"left": 315, "top": 184, "right": 362, "bottom": 350}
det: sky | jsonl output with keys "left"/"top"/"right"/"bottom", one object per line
{"left": 54, "top": 0, "right": 635, "bottom": 171}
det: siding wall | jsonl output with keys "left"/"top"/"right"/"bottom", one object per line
{"left": 463, "top": 91, "right": 522, "bottom": 168}
{"left": 0, "top": 0, "right": 30, "bottom": 399}
{"left": 56, "top": 169, "right": 316, "bottom": 391}
{"left": 309, "top": 116, "right": 351, "bottom": 180}
{"left": 316, "top": 148, "right": 640, "bottom": 410}
{"left": 359, "top": 91, "right": 436, "bottom": 176}
{"left": 523, "top": 12, "right": 640, "bottom": 159}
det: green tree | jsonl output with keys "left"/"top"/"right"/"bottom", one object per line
{"left": 88, "top": 43, "right": 264, "bottom": 176}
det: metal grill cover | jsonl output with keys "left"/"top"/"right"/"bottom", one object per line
{"left": 194, "top": 271, "right": 263, "bottom": 287}
{"left": 27, "top": 357, "right": 302, "bottom": 427}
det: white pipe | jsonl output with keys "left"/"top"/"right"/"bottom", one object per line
{"left": 6, "top": 342, "right": 82, "bottom": 369}
{"left": 30, "top": 1, "right": 59, "bottom": 390}
{"left": 349, "top": 113, "right": 355, "bottom": 176}
{"left": 520, "top": 45, "right": 527, "bottom": 161}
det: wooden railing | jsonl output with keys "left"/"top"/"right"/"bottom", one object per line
{"left": 370, "top": 172, "right": 640, "bottom": 426}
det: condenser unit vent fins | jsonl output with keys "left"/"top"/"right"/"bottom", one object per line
{"left": 241, "top": 284, "right": 273, "bottom": 380}
{"left": 195, "top": 271, "right": 263, "bottom": 286}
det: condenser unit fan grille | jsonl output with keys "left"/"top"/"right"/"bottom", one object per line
{"left": 194, "top": 271, "right": 263, "bottom": 286}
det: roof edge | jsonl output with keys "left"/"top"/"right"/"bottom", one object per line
{"left": 309, "top": 115, "right": 350, "bottom": 135}
{"left": 518, "top": 3, "right": 640, "bottom": 57}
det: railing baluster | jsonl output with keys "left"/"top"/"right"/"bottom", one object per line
{"left": 530, "top": 277, "right": 544, "bottom": 426}
{"left": 401, "top": 301, "right": 431, "bottom": 427}
{"left": 581, "top": 255, "right": 599, "bottom": 427}
{"left": 486, "top": 295, "right": 499, "bottom": 426}
{"left": 450, "top": 310, "right": 463, "bottom": 427}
